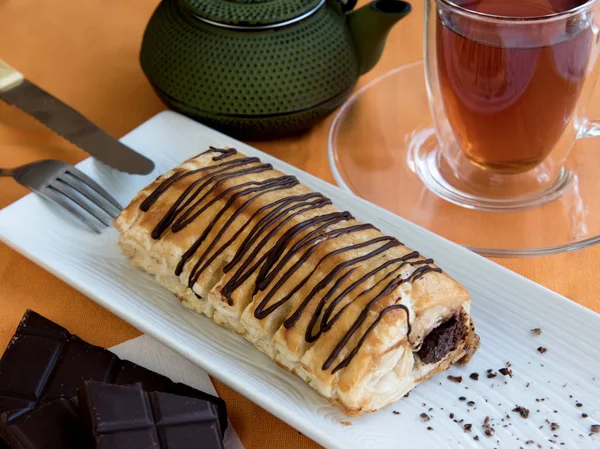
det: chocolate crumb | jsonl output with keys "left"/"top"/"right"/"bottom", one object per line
{"left": 499, "top": 367, "right": 513, "bottom": 378}
{"left": 531, "top": 328, "right": 542, "bottom": 335}
{"left": 427, "top": 426, "right": 433, "bottom": 431}
{"left": 576, "top": 402, "right": 583, "bottom": 407}
{"left": 404, "top": 392, "right": 410, "bottom": 398}
{"left": 459, "top": 396, "right": 467, "bottom": 401}
{"left": 474, "top": 436, "right": 479, "bottom": 441}
{"left": 487, "top": 373, "right": 497, "bottom": 379}
{"left": 526, "top": 383, "right": 531, "bottom": 388}
{"left": 525, "top": 441, "right": 534, "bottom": 445}
{"left": 448, "top": 375, "right": 463, "bottom": 383}
{"left": 513, "top": 406, "right": 530, "bottom": 419}
{"left": 482, "top": 416, "right": 495, "bottom": 437}
{"left": 420, "top": 413, "right": 431, "bottom": 422}
{"left": 591, "top": 424, "right": 600, "bottom": 434}
{"left": 470, "top": 373, "right": 479, "bottom": 381}
{"left": 449, "top": 413, "right": 455, "bottom": 419}
{"left": 487, "top": 369, "right": 493, "bottom": 373}
{"left": 393, "top": 411, "right": 400, "bottom": 415}
{"left": 464, "top": 423, "right": 472, "bottom": 432}
{"left": 582, "top": 413, "right": 588, "bottom": 418}
{"left": 428, "top": 408, "right": 433, "bottom": 412}
{"left": 467, "top": 401, "right": 476, "bottom": 406}
{"left": 537, "top": 347, "right": 547, "bottom": 354}
{"left": 550, "top": 423, "right": 560, "bottom": 431}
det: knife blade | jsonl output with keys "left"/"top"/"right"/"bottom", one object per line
{"left": 0, "top": 59, "right": 154, "bottom": 175}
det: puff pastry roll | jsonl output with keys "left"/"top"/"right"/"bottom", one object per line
{"left": 115, "top": 147, "right": 480, "bottom": 415}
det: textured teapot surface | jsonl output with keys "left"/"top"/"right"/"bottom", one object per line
{"left": 141, "top": 0, "right": 359, "bottom": 139}
{"left": 141, "top": 0, "right": 410, "bottom": 139}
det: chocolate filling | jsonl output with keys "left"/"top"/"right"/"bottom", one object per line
{"left": 417, "top": 314, "right": 466, "bottom": 364}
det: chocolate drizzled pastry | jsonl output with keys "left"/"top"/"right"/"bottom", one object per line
{"left": 115, "top": 147, "right": 480, "bottom": 415}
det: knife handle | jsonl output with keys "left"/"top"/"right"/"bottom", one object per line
{"left": 0, "top": 59, "right": 24, "bottom": 92}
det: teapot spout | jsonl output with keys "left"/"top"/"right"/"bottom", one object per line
{"left": 347, "top": 0, "right": 411, "bottom": 75}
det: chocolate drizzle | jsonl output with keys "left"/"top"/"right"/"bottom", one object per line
{"left": 140, "top": 148, "right": 443, "bottom": 374}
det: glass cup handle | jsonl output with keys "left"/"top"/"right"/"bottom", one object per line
{"left": 581, "top": 23, "right": 600, "bottom": 138}
{"left": 580, "top": 119, "right": 600, "bottom": 138}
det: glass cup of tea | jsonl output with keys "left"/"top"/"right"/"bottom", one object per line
{"left": 423, "top": 0, "right": 600, "bottom": 210}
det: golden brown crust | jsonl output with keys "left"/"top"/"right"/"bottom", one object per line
{"left": 115, "top": 148, "right": 479, "bottom": 415}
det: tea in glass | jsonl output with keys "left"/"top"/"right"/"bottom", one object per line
{"left": 437, "top": 0, "right": 592, "bottom": 173}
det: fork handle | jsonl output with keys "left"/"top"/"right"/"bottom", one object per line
{"left": 0, "top": 168, "right": 14, "bottom": 177}
{"left": 0, "top": 59, "right": 24, "bottom": 92}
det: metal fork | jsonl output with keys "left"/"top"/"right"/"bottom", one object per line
{"left": 0, "top": 159, "right": 122, "bottom": 233}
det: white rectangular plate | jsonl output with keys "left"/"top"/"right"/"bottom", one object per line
{"left": 1, "top": 111, "right": 598, "bottom": 449}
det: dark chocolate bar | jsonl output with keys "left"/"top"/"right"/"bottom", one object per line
{"left": 0, "top": 310, "right": 227, "bottom": 442}
{"left": 0, "top": 398, "right": 91, "bottom": 449}
{"left": 78, "top": 382, "right": 224, "bottom": 449}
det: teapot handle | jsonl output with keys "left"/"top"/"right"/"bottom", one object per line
{"left": 336, "top": 0, "right": 357, "bottom": 13}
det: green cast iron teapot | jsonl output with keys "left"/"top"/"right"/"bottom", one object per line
{"left": 140, "top": 0, "right": 411, "bottom": 139}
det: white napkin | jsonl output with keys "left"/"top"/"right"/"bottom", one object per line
{"left": 110, "top": 335, "right": 245, "bottom": 449}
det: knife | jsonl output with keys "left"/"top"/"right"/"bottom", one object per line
{"left": 0, "top": 59, "right": 154, "bottom": 175}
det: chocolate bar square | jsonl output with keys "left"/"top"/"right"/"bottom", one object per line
{"left": 78, "top": 382, "right": 224, "bottom": 449}
{"left": 0, "top": 310, "right": 227, "bottom": 443}
{"left": 0, "top": 398, "right": 91, "bottom": 449}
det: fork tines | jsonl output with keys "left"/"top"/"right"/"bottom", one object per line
{"left": 41, "top": 167, "right": 122, "bottom": 234}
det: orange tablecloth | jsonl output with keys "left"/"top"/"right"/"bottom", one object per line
{"left": 1, "top": 2, "right": 599, "bottom": 448}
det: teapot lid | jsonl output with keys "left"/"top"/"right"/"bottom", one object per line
{"left": 179, "top": 0, "right": 325, "bottom": 28}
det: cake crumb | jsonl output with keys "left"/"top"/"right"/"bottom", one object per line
{"left": 513, "top": 406, "right": 530, "bottom": 419}
{"left": 340, "top": 421, "right": 352, "bottom": 426}
{"left": 531, "top": 328, "right": 542, "bottom": 335}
